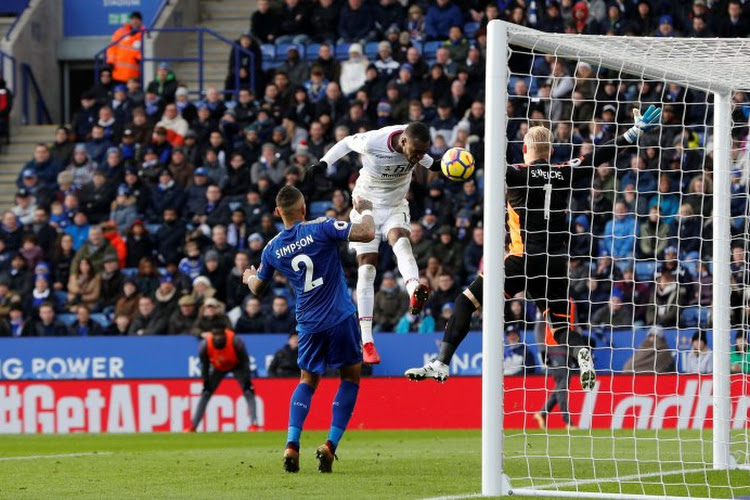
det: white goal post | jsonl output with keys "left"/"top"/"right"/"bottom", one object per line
{"left": 483, "top": 19, "right": 748, "bottom": 498}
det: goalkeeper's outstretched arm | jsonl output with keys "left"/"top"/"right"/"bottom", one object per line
{"left": 575, "top": 105, "right": 662, "bottom": 172}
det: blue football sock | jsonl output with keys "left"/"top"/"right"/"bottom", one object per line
{"left": 327, "top": 380, "right": 359, "bottom": 452}
{"left": 286, "top": 382, "right": 315, "bottom": 450}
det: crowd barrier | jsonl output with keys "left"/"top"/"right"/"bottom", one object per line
{"left": 0, "top": 329, "right": 728, "bottom": 381}
{"left": 1, "top": 375, "right": 747, "bottom": 434}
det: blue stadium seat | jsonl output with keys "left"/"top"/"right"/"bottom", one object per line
{"left": 335, "top": 43, "right": 351, "bottom": 60}
{"left": 634, "top": 260, "right": 656, "bottom": 281}
{"left": 423, "top": 40, "right": 444, "bottom": 59}
{"left": 309, "top": 200, "right": 333, "bottom": 218}
{"left": 90, "top": 313, "right": 109, "bottom": 328}
{"left": 464, "top": 21, "right": 480, "bottom": 38}
{"left": 276, "top": 43, "right": 305, "bottom": 61}
{"left": 364, "top": 41, "right": 379, "bottom": 59}
{"left": 411, "top": 41, "right": 423, "bottom": 54}
{"left": 146, "top": 223, "right": 161, "bottom": 234}
{"left": 121, "top": 268, "right": 138, "bottom": 278}
{"left": 306, "top": 43, "right": 321, "bottom": 61}
{"left": 58, "top": 314, "right": 76, "bottom": 326}
{"left": 262, "top": 60, "right": 282, "bottom": 71}
{"left": 260, "top": 44, "right": 275, "bottom": 61}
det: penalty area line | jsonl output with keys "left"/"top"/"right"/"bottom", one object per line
{"left": 529, "top": 466, "right": 713, "bottom": 490}
{"left": 0, "top": 452, "right": 113, "bottom": 461}
{"left": 421, "top": 494, "right": 482, "bottom": 500}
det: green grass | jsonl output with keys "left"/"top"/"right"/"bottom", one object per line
{"left": 0, "top": 430, "right": 748, "bottom": 499}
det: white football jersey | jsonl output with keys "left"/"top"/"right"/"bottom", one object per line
{"left": 321, "top": 125, "right": 434, "bottom": 206}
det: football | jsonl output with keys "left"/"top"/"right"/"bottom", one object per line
{"left": 440, "top": 147, "right": 476, "bottom": 181}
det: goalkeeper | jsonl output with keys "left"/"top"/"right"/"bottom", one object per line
{"left": 406, "top": 105, "right": 662, "bottom": 390}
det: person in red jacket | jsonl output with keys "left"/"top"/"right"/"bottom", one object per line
{"left": 186, "top": 328, "right": 260, "bottom": 431}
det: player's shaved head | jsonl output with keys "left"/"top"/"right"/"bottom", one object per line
{"left": 404, "top": 122, "right": 430, "bottom": 144}
{"left": 275, "top": 185, "right": 306, "bottom": 220}
{"left": 523, "top": 126, "right": 553, "bottom": 160}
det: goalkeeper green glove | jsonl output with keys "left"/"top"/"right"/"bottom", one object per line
{"left": 623, "top": 104, "right": 662, "bottom": 143}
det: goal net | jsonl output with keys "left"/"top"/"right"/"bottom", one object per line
{"left": 482, "top": 20, "right": 750, "bottom": 499}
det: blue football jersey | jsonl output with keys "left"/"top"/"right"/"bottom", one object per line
{"left": 257, "top": 217, "right": 356, "bottom": 334}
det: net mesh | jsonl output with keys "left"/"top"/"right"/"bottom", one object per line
{"left": 498, "top": 26, "right": 750, "bottom": 499}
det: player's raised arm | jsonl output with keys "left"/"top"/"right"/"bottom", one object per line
{"left": 578, "top": 105, "right": 662, "bottom": 168}
{"left": 308, "top": 133, "right": 368, "bottom": 176}
{"left": 348, "top": 196, "right": 376, "bottom": 243}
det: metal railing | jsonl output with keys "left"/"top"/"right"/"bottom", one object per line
{"left": 0, "top": 49, "right": 17, "bottom": 94}
{"left": 3, "top": 0, "right": 29, "bottom": 41}
{"left": 20, "top": 63, "right": 52, "bottom": 125}
{"left": 94, "top": 27, "right": 256, "bottom": 101}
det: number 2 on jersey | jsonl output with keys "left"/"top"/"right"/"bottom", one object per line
{"left": 543, "top": 183, "right": 552, "bottom": 220}
{"left": 292, "top": 254, "right": 324, "bottom": 292}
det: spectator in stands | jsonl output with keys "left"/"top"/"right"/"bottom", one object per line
{"left": 340, "top": 44, "right": 369, "bottom": 97}
{"left": 623, "top": 325, "right": 676, "bottom": 373}
{"left": 129, "top": 295, "right": 167, "bottom": 335}
{"left": 19, "top": 144, "right": 61, "bottom": 190}
{"left": 265, "top": 296, "right": 296, "bottom": 333}
{"left": 685, "top": 330, "right": 713, "bottom": 374}
{"left": 731, "top": 330, "right": 750, "bottom": 374}
{"left": 425, "top": 0, "right": 463, "bottom": 40}
{"left": 251, "top": 0, "right": 279, "bottom": 44}
{"left": 503, "top": 324, "right": 536, "bottom": 376}
{"left": 372, "top": 271, "right": 408, "bottom": 332}
{"left": 66, "top": 257, "right": 101, "bottom": 313}
{"left": 50, "top": 127, "right": 74, "bottom": 167}
{"left": 406, "top": 4, "right": 426, "bottom": 42}
{"left": 719, "top": 0, "right": 748, "bottom": 38}
{"left": 154, "top": 275, "right": 179, "bottom": 318}
{"left": 167, "top": 295, "right": 197, "bottom": 334}
{"left": 85, "top": 125, "right": 113, "bottom": 166}
{"left": 99, "top": 254, "right": 124, "bottom": 313}
{"left": 65, "top": 144, "right": 95, "bottom": 190}
{"left": 430, "top": 271, "right": 461, "bottom": 317}
{"left": 646, "top": 267, "right": 684, "bottom": 328}
{"left": 156, "top": 104, "right": 189, "bottom": 147}
{"left": 105, "top": 313, "right": 131, "bottom": 336}
{"left": 311, "top": 0, "right": 339, "bottom": 43}
{"left": 72, "top": 225, "right": 117, "bottom": 274}
{"left": 146, "top": 63, "right": 178, "bottom": 104}
{"left": 201, "top": 87, "right": 227, "bottom": 123}
{"left": 134, "top": 257, "right": 160, "bottom": 297}
{"left": 72, "top": 92, "right": 98, "bottom": 142}
{"left": 148, "top": 169, "right": 186, "bottom": 222}
{"left": 191, "top": 296, "right": 231, "bottom": 336}
{"left": 235, "top": 296, "right": 265, "bottom": 333}
{"left": 591, "top": 288, "right": 632, "bottom": 330}
{"left": 395, "top": 307, "right": 436, "bottom": 333}
{"left": 127, "top": 107, "right": 153, "bottom": 147}
{"left": 601, "top": 201, "right": 637, "bottom": 261}
{"left": 268, "top": 332, "right": 301, "bottom": 377}
{"left": 115, "top": 278, "right": 140, "bottom": 321}
{"left": 226, "top": 30, "right": 263, "bottom": 95}
{"left": 51, "top": 233, "right": 75, "bottom": 292}
{"left": 462, "top": 226, "right": 483, "bottom": 282}
{"left": 21, "top": 302, "right": 67, "bottom": 336}
{"left": 80, "top": 169, "right": 116, "bottom": 225}
{"left": 68, "top": 305, "right": 103, "bottom": 336}
{"left": 276, "top": 0, "right": 311, "bottom": 44}
{"left": 638, "top": 206, "right": 669, "bottom": 259}
{"left": 12, "top": 188, "right": 35, "bottom": 227}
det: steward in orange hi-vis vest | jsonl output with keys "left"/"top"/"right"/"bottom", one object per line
{"left": 106, "top": 12, "right": 146, "bottom": 84}
{"left": 186, "top": 328, "right": 260, "bottom": 432}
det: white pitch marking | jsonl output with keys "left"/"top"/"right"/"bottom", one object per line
{"left": 530, "top": 466, "right": 713, "bottom": 490}
{"left": 0, "top": 451, "right": 113, "bottom": 461}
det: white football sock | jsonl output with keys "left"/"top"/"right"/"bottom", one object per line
{"left": 392, "top": 237, "right": 420, "bottom": 296}
{"left": 357, "top": 264, "right": 376, "bottom": 344}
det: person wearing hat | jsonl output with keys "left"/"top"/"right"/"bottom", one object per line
{"left": 340, "top": 43, "right": 370, "bottom": 96}
{"left": 146, "top": 62, "right": 178, "bottom": 104}
{"left": 685, "top": 330, "right": 713, "bottom": 374}
{"left": 11, "top": 188, "right": 36, "bottom": 226}
{"left": 591, "top": 287, "right": 632, "bottom": 332}
{"left": 19, "top": 143, "right": 61, "bottom": 191}
{"left": 191, "top": 295, "right": 231, "bottom": 337}
{"left": 225, "top": 29, "right": 263, "bottom": 95}
{"left": 110, "top": 83, "right": 134, "bottom": 124}
{"left": 107, "top": 11, "right": 145, "bottom": 84}
{"left": 154, "top": 274, "right": 179, "bottom": 317}
{"left": 167, "top": 294, "right": 198, "bottom": 335}
{"left": 114, "top": 276, "right": 141, "bottom": 320}
{"left": 374, "top": 41, "right": 400, "bottom": 80}
{"left": 202, "top": 249, "right": 228, "bottom": 304}
{"left": 166, "top": 146, "right": 195, "bottom": 190}
{"left": 187, "top": 326, "right": 260, "bottom": 432}
{"left": 65, "top": 143, "right": 96, "bottom": 189}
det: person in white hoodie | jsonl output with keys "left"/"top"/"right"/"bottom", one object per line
{"left": 339, "top": 43, "right": 370, "bottom": 97}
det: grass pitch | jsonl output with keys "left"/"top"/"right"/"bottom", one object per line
{"left": 0, "top": 430, "right": 748, "bottom": 499}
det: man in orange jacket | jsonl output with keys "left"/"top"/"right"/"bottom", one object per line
{"left": 107, "top": 11, "right": 146, "bottom": 85}
{"left": 186, "top": 328, "right": 260, "bottom": 432}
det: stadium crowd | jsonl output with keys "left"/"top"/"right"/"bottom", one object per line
{"left": 2, "top": 0, "right": 750, "bottom": 373}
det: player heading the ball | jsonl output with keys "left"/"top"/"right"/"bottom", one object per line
{"left": 405, "top": 105, "right": 662, "bottom": 390}
{"left": 244, "top": 185, "right": 376, "bottom": 474}
{"left": 309, "top": 122, "right": 445, "bottom": 364}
